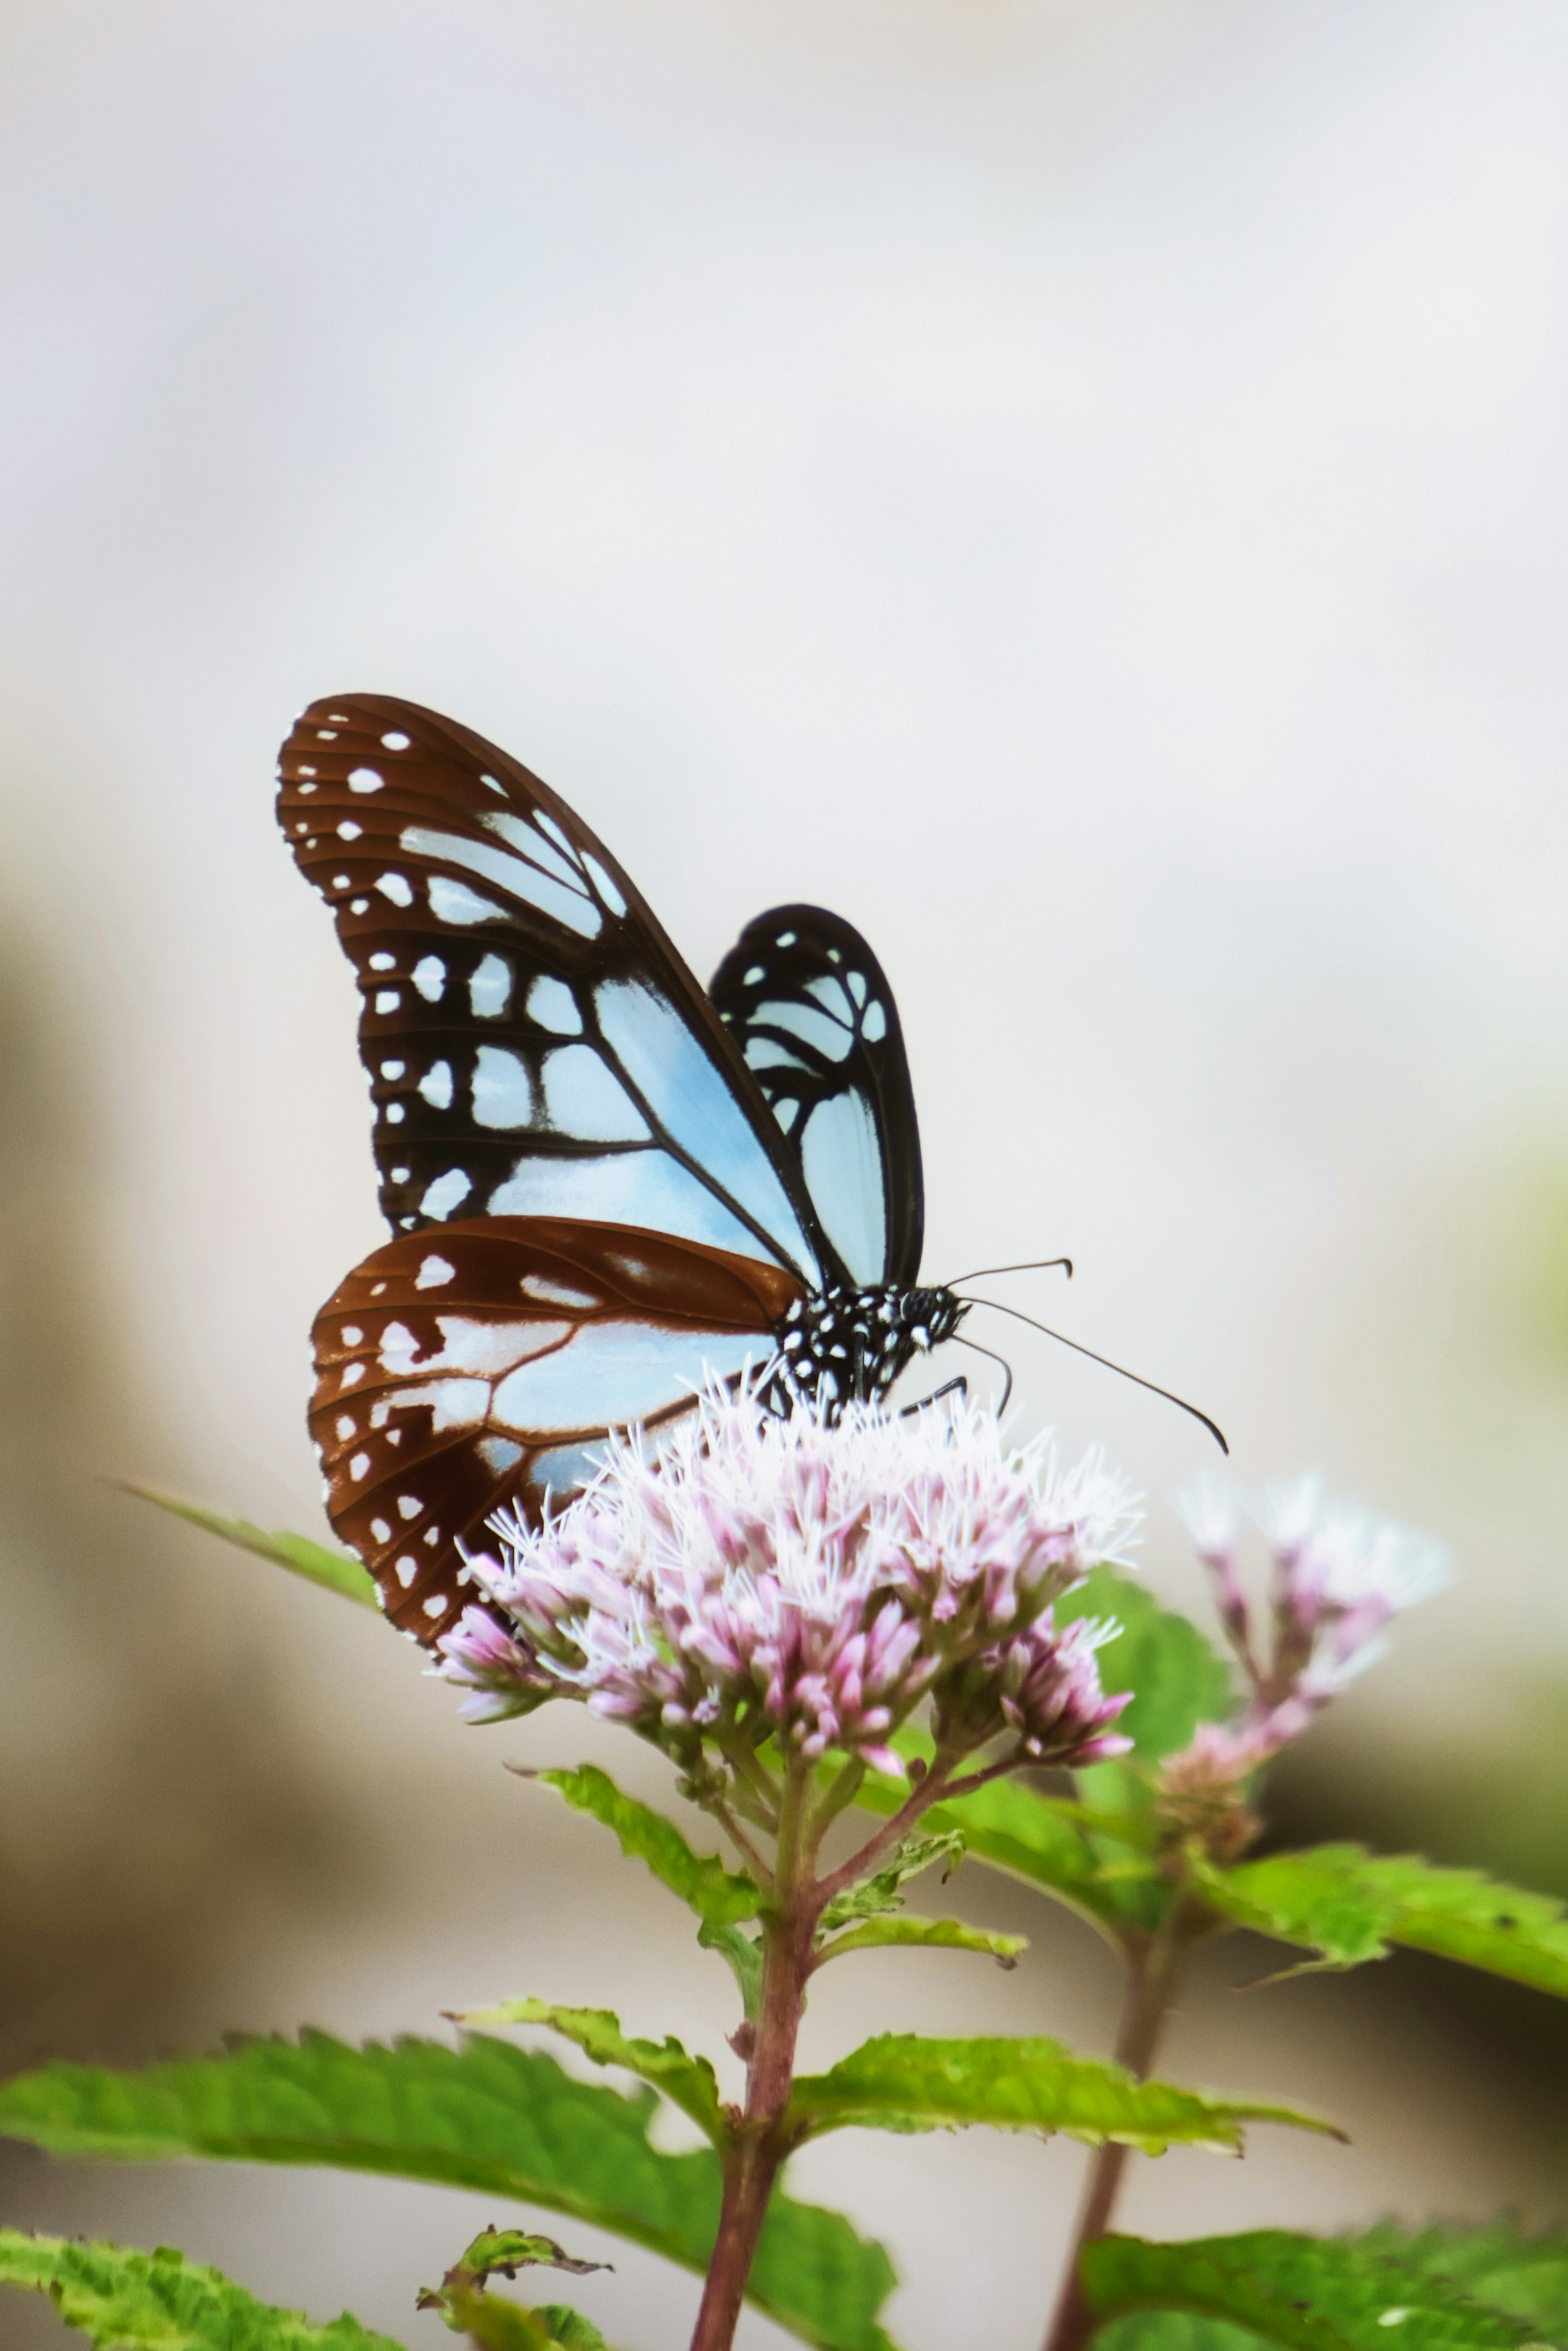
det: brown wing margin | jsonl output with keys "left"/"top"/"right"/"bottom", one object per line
{"left": 310, "top": 1217, "right": 804, "bottom": 1640}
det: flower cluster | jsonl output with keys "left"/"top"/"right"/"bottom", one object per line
{"left": 1171, "top": 1473, "right": 1450, "bottom": 1785}
{"left": 436, "top": 1385, "right": 1138, "bottom": 1779}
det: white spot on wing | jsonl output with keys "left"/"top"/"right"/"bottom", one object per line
{"left": 376, "top": 873, "right": 414, "bottom": 906}
{"left": 397, "top": 1494, "right": 423, "bottom": 1519}
{"left": 470, "top": 953, "right": 512, "bottom": 1017}
{"left": 472, "top": 1046, "right": 537, "bottom": 1129}
{"left": 422, "top": 1592, "right": 448, "bottom": 1618}
{"left": 416, "top": 1255, "right": 455, "bottom": 1291}
{"left": 520, "top": 1271, "right": 599, "bottom": 1308}
{"left": 478, "top": 1436, "right": 523, "bottom": 1472}
{"left": 348, "top": 768, "right": 383, "bottom": 793}
{"left": 380, "top": 1059, "right": 406, "bottom": 1079}
{"left": 371, "top": 1517, "right": 391, "bottom": 1541}
{"left": 381, "top": 731, "right": 411, "bottom": 750}
{"left": 863, "top": 1000, "right": 888, "bottom": 1043}
{"left": 428, "top": 876, "right": 511, "bottom": 926}
{"left": 396, "top": 1556, "right": 418, "bottom": 1587}
{"left": 337, "top": 820, "right": 364, "bottom": 840}
{"left": 418, "top": 1060, "right": 454, "bottom": 1109}
{"left": 369, "top": 953, "right": 396, "bottom": 971}
{"left": 341, "top": 1326, "right": 363, "bottom": 1344}
{"left": 350, "top": 1452, "right": 371, "bottom": 1479}
{"left": 526, "top": 975, "right": 581, "bottom": 1035}
{"left": 375, "top": 989, "right": 401, "bottom": 1013}
{"left": 412, "top": 955, "right": 445, "bottom": 1002}
{"left": 420, "top": 1168, "right": 473, "bottom": 1219}
{"left": 341, "top": 1362, "right": 365, "bottom": 1387}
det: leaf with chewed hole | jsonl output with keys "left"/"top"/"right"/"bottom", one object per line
{"left": 0, "top": 2035, "right": 899, "bottom": 2351}
{"left": 123, "top": 1487, "right": 379, "bottom": 1612}
{"left": 0, "top": 2228, "right": 401, "bottom": 2349}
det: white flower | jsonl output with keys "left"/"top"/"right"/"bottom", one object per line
{"left": 435, "top": 1383, "right": 1139, "bottom": 1774}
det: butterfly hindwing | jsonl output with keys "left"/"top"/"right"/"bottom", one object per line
{"left": 312, "top": 1215, "right": 804, "bottom": 1636}
{"left": 708, "top": 904, "right": 924, "bottom": 1289}
{"left": 278, "top": 696, "right": 829, "bottom": 1284}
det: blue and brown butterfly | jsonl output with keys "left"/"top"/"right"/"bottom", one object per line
{"left": 277, "top": 694, "right": 966, "bottom": 1642}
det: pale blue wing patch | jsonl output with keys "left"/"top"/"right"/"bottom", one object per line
{"left": 799, "top": 1089, "right": 887, "bottom": 1287}
{"left": 490, "top": 1322, "right": 762, "bottom": 1435}
{"left": 482, "top": 1149, "right": 775, "bottom": 1260}
{"left": 595, "top": 978, "right": 820, "bottom": 1279}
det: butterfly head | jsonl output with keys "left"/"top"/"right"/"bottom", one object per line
{"left": 767, "top": 1281, "right": 969, "bottom": 1418}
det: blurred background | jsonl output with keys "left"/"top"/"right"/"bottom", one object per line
{"left": 2, "top": 0, "right": 1566, "bottom": 2342}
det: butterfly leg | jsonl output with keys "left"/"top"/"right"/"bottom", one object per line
{"left": 898, "top": 1375, "right": 967, "bottom": 1418}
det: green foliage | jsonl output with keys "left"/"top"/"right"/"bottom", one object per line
{"left": 817, "top": 1830, "right": 967, "bottom": 1935}
{"left": 848, "top": 1572, "right": 1234, "bottom": 1947}
{"left": 1080, "top": 2229, "right": 1551, "bottom": 2351}
{"left": 531, "top": 1767, "right": 762, "bottom": 1928}
{"left": 424, "top": 2226, "right": 612, "bottom": 2288}
{"left": 785, "top": 2035, "right": 1341, "bottom": 2154}
{"left": 0, "top": 2034, "right": 898, "bottom": 2351}
{"left": 694, "top": 1919, "right": 764, "bottom": 2022}
{"left": 1203, "top": 1846, "right": 1568, "bottom": 1999}
{"left": 0, "top": 2229, "right": 400, "bottom": 2350}
{"left": 813, "top": 1915, "right": 1026, "bottom": 1966}
{"left": 1061, "top": 1566, "right": 1234, "bottom": 1773}
{"left": 126, "top": 1486, "right": 380, "bottom": 1611}
{"left": 416, "top": 2226, "right": 614, "bottom": 2350}
{"left": 1358, "top": 2222, "right": 1568, "bottom": 2342}
{"left": 456, "top": 2002, "right": 727, "bottom": 2146}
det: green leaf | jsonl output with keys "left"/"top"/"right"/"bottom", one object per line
{"left": 422, "top": 2225, "right": 613, "bottom": 2289}
{"left": 531, "top": 1766, "right": 762, "bottom": 1928}
{"left": 425, "top": 2281, "right": 613, "bottom": 2351}
{"left": 814, "top": 1916, "right": 1026, "bottom": 1967}
{"left": 453, "top": 2002, "right": 726, "bottom": 2146}
{"left": 124, "top": 1486, "right": 379, "bottom": 1612}
{"left": 1081, "top": 2230, "right": 1540, "bottom": 2351}
{"left": 695, "top": 1920, "right": 764, "bottom": 2022}
{"left": 786, "top": 2035, "right": 1341, "bottom": 2154}
{"left": 0, "top": 2034, "right": 899, "bottom": 2351}
{"left": 1356, "top": 2222, "right": 1568, "bottom": 2342}
{"left": 848, "top": 1744, "right": 1131, "bottom": 1942}
{"left": 1062, "top": 1566, "right": 1233, "bottom": 1772}
{"left": 817, "top": 1830, "right": 967, "bottom": 1937}
{"left": 0, "top": 2229, "right": 401, "bottom": 2349}
{"left": 1203, "top": 1846, "right": 1568, "bottom": 1999}
{"left": 416, "top": 2228, "right": 615, "bottom": 2349}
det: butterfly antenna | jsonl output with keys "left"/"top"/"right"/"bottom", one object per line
{"left": 943, "top": 1255, "right": 1074, "bottom": 1286}
{"left": 953, "top": 1332, "right": 1015, "bottom": 1417}
{"left": 956, "top": 1295, "right": 1228, "bottom": 1454}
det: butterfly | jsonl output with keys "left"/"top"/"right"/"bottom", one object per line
{"left": 278, "top": 693, "right": 968, "bottom": 1643}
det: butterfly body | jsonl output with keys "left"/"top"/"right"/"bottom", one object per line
{"left": 279, "top": 694, "right": 964, "bottom": 1639}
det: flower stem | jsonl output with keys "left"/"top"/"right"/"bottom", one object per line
{"left": 688, "top": 1768, "right": 815, "bottom": 2351}
{"left": 1040, "top": 1917, "right": 1185, "bottom": 2351}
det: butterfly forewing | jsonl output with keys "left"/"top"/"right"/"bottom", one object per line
{"left": 312, "top": 1216, "right": 804, "bottom": 1636}
{"left": 709, "top": 904, "right": 924, "bottom": 1289}
{"left": 278, "top": 696, "right": 829, "bottom": 1283}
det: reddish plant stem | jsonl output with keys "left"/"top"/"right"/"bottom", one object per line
{"left": 1040, "top": 1918, "right": 1185, "bottom": 2351}
{"left": 688, "top": 1772, "right": 815, "bottom": 2351}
